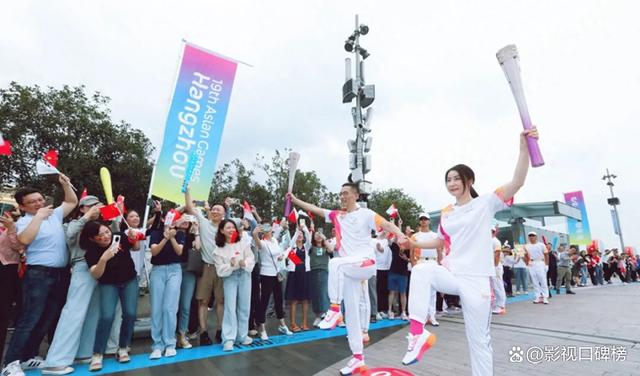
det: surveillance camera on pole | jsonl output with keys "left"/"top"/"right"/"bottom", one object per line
{"left": 342, "top": 15, "right": 375, "bottom": 206}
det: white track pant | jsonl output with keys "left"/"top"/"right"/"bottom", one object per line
{"left": 491, "top": 265, "right": 506, "bottom": 309}
{"left": 359, "top": 280, "right": 370, "bottom": 332}
{"left": 409, "top": 261, "right": 493, "bottom": 376}
{"left": 528, "top": 261, "right": 549, "bottom": 299}
{"left": 328, "top": 256, "right": 376, "bottom": 355}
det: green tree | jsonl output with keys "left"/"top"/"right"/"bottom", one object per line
{"left": 0, "top": 82, "right": 154, "bottom": 214}
{"left": 368, "top": 188, "right": 424, "bottom": 230}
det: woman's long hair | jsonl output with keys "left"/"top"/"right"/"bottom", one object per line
{"left": 445, "top": 164, "right": 479, "bottom": 198}
{"left": 215, "top": 219, "right": 240, "bottom": 248}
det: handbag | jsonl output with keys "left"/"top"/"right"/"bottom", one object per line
{"left": 267, "top": 243, "right": 287, "bottom": 282}
{"left": 185, "top": 238, "right": 204, "bottom": 276}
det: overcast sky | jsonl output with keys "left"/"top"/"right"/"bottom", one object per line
{"left": 2, "top": 1, "right": 638, "bottom": 249}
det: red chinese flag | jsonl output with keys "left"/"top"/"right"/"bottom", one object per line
{"left": 287, "top": 209, "right": 298, "bottom": 224}
{"left": 230, "top": 230, "right": 239, "bottom": 243}
{"left": 116, "top": 195, "right": 127, "bottom": 214}
{"left": 99, "top": 203, "right": 121, "bottom": 221}
{"left": 288, "top": 249, "right": 303, "bottom": 265}
{"left": 44, "top": 149, "right": 59, "bottom": 167}
{"left": 80, "top": 187, "right": 88, "bottom": 199}
{"left": 0, "top": 140, "right": 11, "bottom": 156}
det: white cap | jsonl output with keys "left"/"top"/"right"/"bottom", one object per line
{"left": 419, "top": 213, "right": 430, "bottom": 220}
{"left": 528, "top": 231, "right": 538, "bottom": 236}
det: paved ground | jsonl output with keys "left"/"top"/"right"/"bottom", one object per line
{"left": 316, "top": 283, "right": 640, "bottom": 376}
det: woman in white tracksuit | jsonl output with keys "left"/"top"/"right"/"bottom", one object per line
{"left": 402, "top": 128, "right": 539, "bottom": 376}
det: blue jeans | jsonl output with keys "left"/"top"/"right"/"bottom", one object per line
{"left": 178, "top": 269, "right": 196, "bottom": 334}
{"left": 310, "top": 269, "right": 329, "bottom": 315}
{"left": 94, "top": 278, "right": 138, "bottom": 354}
{"left": 150, "top": 264, "right": 182, "bottom": 351}
{"left": 595, "top": 264, "right": 604, "bottom": 285}
{"left": 4, "top": 266, "right": 69, "bottom": 365}
{"left": 514, "top": 267, "right": 529, "bottom": 292}
{"left": 222, "top": 269, "right": 251, "bottom": 344}
{"left": 580, "top": 265, "right": 589, "bottom": 285}
{"left": 44, "top": 261, "right": 97, "bottom": 367}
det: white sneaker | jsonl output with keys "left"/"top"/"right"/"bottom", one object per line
{"left": 223, "top": 341, "right": 234, "bottom": 351}
{"left": 241, "top": 336, "right": 253, "bottom": 346}
{"left": 428, "top": 316, "right": 439, "bottom": 326}
{"left": 278, "top": 325, "right": 293, "bottom": 335}
{"left": 116, "top": 348, "right": 131, "bottom": 363}
{"left": 492, "top": 307, "right": 506, "bottom": 315}
{"left": 248, "top": 329, "right": 258, "bottom": 336}
{"left": 313, "top": 317, "right": 322, "bottom": 327}
{"left": 375, "top": 312, "right": 383, "bottom": 321}
{"left": 149, "top": 349, "right": 162, "bottom": 360}
{"left": 339, "top": 357, "right": 366, "bottom": 375}
{"left": 318, "top": 310, "right": 343, "bottom": 330}
{"left": 400, "top": 312, "right": 409, "bottom": 321}
{"left": 388, "top": 311, "right": 396, "bottom": 320}
{"left": 2, "top": 361, "right": 25, "bottom": 376}
{"left": 41, "top": 366, "right": 74, "bottom": 375}
{"left": 20, "top": 357, "right": 44, "bottom": 370}
{"left": 402, "top": 330, "right": 437, "bottom": 365}
{"left": 88, "top": 354, "right": 103, "bottom": 372}
{"left": 532, "top": 297, "right": 543, "bottom": 304}
{"left": 379, "top": 311, "right": 388, "bottom": 319}
{"left": 164, "top": 348, "right": 177, "bottom": 357}
{"left": 542, "top": 298, "right": 549, "bottom": 305}
{"left": 259, "top": 330, "right": 269, "bottom": 340}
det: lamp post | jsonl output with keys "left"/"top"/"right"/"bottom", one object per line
{"left": 342, "top": 15, "right": 375, "bottom": 206}
{"left": 602, "top": 168, "right": 625, "bottom": 250}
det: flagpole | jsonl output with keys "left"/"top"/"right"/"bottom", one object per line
{"left": 142, "top": 40, "right": 187, "bottom": 230}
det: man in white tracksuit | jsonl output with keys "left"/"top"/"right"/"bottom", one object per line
{"left": 525, "top": 231, "right": 549, "bottom": 304}
{"left": 288, "top": 183, "right": 406, "bottom": 375}
{"left": 490, "top": 228, "right": 506, "bottom": 314}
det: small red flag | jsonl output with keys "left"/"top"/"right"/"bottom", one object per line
{"left": 99, "top": 203, "right": 121, "bottom": 221}
{"left": 0, "top": 140, "right": 11, "bottom": 156}
{"left": 287, "top": 209, "right": 299, "bottom": 224}
{"left": 288, "top": 249, "right": 303, "bottom": 265}
{"left": 80, "top": 187, "right": 88, "bottom": 199}
{"left": 307, "top": 211, "right": 315, "bottom": 220}
{"left": 230, "top": 230, "right": 239, "bottom": 243}
{"left": 44, "top": 149, "right": 59, "bottom": 168}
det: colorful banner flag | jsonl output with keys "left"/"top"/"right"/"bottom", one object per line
{"left": 563, "top": 191, "right": 592, "bottom": 246}
{"left": 151, "top": 42, "right": 238, "bottom": 204}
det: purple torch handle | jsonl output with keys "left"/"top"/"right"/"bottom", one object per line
{"left": 519, "top": 113, "right": 544, "bottom": 168}
{"left": 284, "top": 196, "right": 292, "bottom": 217}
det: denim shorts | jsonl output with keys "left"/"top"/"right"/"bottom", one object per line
{"left": 388, "top": 272, "right": 408, "bottom": 293}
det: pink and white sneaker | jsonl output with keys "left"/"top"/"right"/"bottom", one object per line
{"left": 339, "top": 357, "right": 367, "bottom": 375}
{"left": 402, "top": 330, "right": 437, "bottom": 365}
{"left": 318, "top": 309, "right": 343, "bottom": 330}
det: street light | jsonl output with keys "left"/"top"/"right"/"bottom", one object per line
{"left": 602, "top": 168, "right": 625, "bottom": 250}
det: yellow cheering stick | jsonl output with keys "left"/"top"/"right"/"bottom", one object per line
{"left": 100, "top": 167, "right": 114, "bottom": 204}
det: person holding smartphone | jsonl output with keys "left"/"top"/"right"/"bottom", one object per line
{"left": 81, "top": 222, "right": 138, "bottom": 372}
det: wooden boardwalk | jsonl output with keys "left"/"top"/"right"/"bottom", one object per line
{"left": 316, "top": 283, "right": 640, "bottom": 376}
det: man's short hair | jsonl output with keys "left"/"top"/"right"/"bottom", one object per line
{"left": 341, "top": 182, "right": 360, "bottom": 194}
{"left": 14, "top": 187, "right": 41, "bottom": 205}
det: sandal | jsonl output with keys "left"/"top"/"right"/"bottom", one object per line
{"left": 290, "top": 324, "right": 302, "bottom": 332}
{"left": 89, "top": 354, "right": 103, "bottom": 372}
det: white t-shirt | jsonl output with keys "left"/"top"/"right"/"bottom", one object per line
{"left": 324, "top": 208, "right": 383, "bottom": 259}
{"left": 413, "top": 231, "right": 439, "bottom": 259}
{"left": 258, "top": 238, "right": 285, "bottom": 277}
{"left": 194, "top": 210, "right": 218, "bottom": 265}
{"left": 437, "top": 189, "right": 511, "bottom": 277}
{"left": 373, "top": 238, "right": 392, "bottom": 270}
{"left": 526, "top": 243, "right": 546, "bottom": 262}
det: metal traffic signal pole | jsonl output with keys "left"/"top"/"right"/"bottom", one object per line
{"left": 342, "top": 15, "right": 375, "bottom": 206}
{"left": 602, "top": 168, "right": 625, "bottom": 250}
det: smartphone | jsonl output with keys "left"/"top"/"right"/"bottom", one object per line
{"left": 193, "top": 200, "right": 206, "bottom": 207}
{"left": 111, "top": 234, "right": 121, "bottom": 246}
{"left": 182, "top": 214, "right": 196, "bottom": 222}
